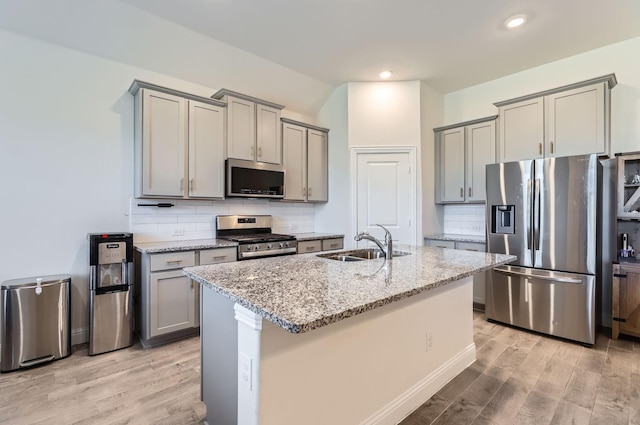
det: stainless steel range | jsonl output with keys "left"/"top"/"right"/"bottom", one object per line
{"left": 216, "top": 215, "right": 297, "bottom": 260}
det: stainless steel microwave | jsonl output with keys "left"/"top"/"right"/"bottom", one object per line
{"left": 226, "top": 159, "right": 285, "bottom": 199}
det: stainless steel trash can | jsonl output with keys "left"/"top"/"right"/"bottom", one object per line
{"left": 1, "top": 274, "right": 71, "bottom": 372}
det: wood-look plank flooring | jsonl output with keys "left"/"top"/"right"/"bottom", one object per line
{"left": 0, "top": 338, "right": 205, "bottom": 425}
{"left": 1, "top": 311, "right": 638, "bottom": 425}
{"left": 401, "top": 311, "right": 640, "bottom": 425}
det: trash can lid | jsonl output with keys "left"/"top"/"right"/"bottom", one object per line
{"left": 2, "top": 274, "right": 72, "bottom": 290}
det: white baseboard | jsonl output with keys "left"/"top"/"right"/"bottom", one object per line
{"left": 72, "top": 327, "right": 89, "bottom": 346}
{"left": 361, "top": 343, "right": 476, "bottom": 425}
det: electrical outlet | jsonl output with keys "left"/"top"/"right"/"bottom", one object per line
{"left": 289, "top": 223, "right": 299, "bottom": 231}
{"left": 240, "top": 353, "right": 253, "bottom": 390}
{"left": 425, "top": 332, "right": 433, "bottom": 352}
{"left": 172, "top": 227, "right": 185, "bottom": 236}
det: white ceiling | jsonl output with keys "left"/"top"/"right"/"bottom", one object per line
{"left": 119, "top": 0, "right": 640, "bottom": 93}
{"left": 1, "top": 0, "right": 639, "bottom": 96}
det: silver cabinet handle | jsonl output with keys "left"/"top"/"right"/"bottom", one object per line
{"left": 330, "top": 243, "right": 338, "bottom": 248}
{"left": 550, "top": 141, "right": 554, "bottom": 154}
{"left": 303, "top": 187, "right": 306, "bottom": 196}
{"left": 538, "top": 143, "right": 543, "bottom": 155}
{"left": 460, "top": 187, "right": 464, "bottom": 198}
{"left": 251, "top": 146, "right": 255, "bottom": 157}
{"left": 468, "top": 187, "right": 472, "bottom": 197}
{"left": 189, "top": 179, "right": 194, "bottom": 192}
{"left": 306, "top": 246, "right": 315, "bottom": 251}
{"left": 258, "top": 146, "right": 263, "bottom": 158}
{"left": 309, "top": 187, "right": 312, "bottom": 196}
{"left": 166, "top": 260, "right": 183, "bottom": 264}
{"left": 180, "top": 178, "right": 184, "bottom": 193}
{"left": 464, "top": 248, "right": 478, "bottom": 252}
{"left": 211, "top": 255, "right": 226, "bottom": 260}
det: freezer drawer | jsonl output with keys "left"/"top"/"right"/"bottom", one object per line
{"left": 486, "top": 265, "right": 596, "bottom": 345}
{"left": 1, "top": 275, "right": 71, "bottom": 372}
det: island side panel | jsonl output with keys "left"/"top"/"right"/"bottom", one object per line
{"left": 256, "top": 276, "right": 474, "bottom": 425}
{"left": 201, "top": 285, "right": 238, "bottom": 425}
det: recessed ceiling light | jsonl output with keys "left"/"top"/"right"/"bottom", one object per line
{"left": 505, "top": 14, "right": 526, "bottom": 29}
{"left": 379, "top": 70, "right": 392, "bottom": 79}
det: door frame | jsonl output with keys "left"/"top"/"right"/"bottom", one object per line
{"left": 350, "top": 146, "right": 419, "bottom": 246}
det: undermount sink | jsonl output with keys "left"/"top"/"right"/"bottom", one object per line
{"left": 317, "top": 248, "right": 411, "bottom": 262}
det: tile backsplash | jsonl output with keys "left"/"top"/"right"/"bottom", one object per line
{"left": 443, "top": 204, "right": 486, "bottom": 236}
{"left": 129, "top": 198, "right": 315, "bottom": 243}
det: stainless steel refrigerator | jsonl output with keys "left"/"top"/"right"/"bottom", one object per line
{"left": 485, "top": 154, "right": 614, "bottom": 345}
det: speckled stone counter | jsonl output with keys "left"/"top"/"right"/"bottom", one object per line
{"left": 135, "top": 238, "right": 237, "bottom": 253}
{"left": 424, "top": 234, "right": 486, "bottom": 243}
{"left": 290, "top": 232, "right": 344, "bottom": 241}
{"left": 184, "top": 246, "right": 514, "bottom": 333}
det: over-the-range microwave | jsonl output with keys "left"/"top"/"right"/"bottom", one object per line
{"left": 226, "top": 159, "right": 285, "bottom": 199}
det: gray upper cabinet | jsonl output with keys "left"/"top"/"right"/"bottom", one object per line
{"left": 495, "top": 74, "right": 616, "bottom": 162}
{"left": 282, "top": 118, "right": 329, "bottom": 203}
{"left": 435, "top": 116, "right": 496, "bottom": 204}
{"left": 129, "top": 80, "right": 226, "bottom": 199}
{"left": 212, "top": 89, "right": 284, "bottom": 165}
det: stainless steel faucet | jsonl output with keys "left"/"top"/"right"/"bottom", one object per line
{"left": 354, "top": 224, "right": 394, "bottom": 259}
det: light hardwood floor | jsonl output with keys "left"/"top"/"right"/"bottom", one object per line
{"left": 1, "top": 312, "right": 638, "bottom": 425}
{"left": 401, "top": 311, "right": 640, "bottom": 425}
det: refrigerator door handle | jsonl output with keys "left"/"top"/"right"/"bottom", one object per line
{"left": 527, "top": 178, "right": 533, "bottom": 251}
{"left": 534, "top": 179, "right": 541, "bottom": 251}
{"left": 494, "top": 266, "right": 584, "bottom": 284}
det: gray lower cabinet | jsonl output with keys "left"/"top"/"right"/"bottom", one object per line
{"left": 136, "top": 247, "right": 237, "bottom": 347}
{"left": 424, "top": 238, "right": 486, "bottom": 305}
{"left": 297, "top": 237, "right": 344, "bottom": 254}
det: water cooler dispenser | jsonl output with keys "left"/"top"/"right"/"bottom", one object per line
{"left": 88, "top": 233, "right": 134, "bottom": 355}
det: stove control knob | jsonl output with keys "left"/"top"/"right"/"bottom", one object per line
{"left": 267, "top": 243, "right": 273, "bottom": 250}
{"left": 254, "top": 245, "right": 260, "bottom": 250}
{"left": 278, "top": 242, "right": 284, "bottom": 248}
{"left": 284, "top": 242, "right": 290, "bottom": 247}
{"left": 246, "top": 245, "right": 253, "bottom": 251}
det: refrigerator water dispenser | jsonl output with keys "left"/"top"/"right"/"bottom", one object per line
{"left": 491, "top": 205, "right": 515, "bottom": 234}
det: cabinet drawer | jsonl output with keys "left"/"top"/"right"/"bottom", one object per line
{"left": 425, "top": 239, "right": 456, "bottom": 249}
{"left": 149, "top": 251, "right": 196, "bottom": 272}
{"left": 456, "top": 242, "right": 486, "bottom": 252}
{"left": 322, "top": 238, "right": 343, "bottom": 251}
{"left": 199, "top": 247, "right": 237, "bottom": 265}
{"left": 298, "top": 240, "right": 322, "bottom": 254}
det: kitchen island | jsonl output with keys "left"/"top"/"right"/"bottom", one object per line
{"left": 184, "top": 246, "right": 515, "bottom": 425}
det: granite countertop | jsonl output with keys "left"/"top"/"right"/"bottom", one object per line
{"left": 135, "top": 239, "right": 238, "bottom": 253}
{"left": 184, "top": 246, "right": 515, "bottom": 334}
{"left": 424, "top": 234, "right": 486, "bottom": 243}
{"left": 289, "top": 232, "right": 345, "bottom": 241}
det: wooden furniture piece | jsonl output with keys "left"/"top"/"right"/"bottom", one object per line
{"left": 612, "top": 262, "right": 640, "bottom": 340}
{"left": 434, "top": 116, "right": 496, "bottom": 204}
{"left": 494, "top": 74, "right": 616, "bottom": 162}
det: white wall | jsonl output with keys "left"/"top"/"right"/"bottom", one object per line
{"left": 0, "top": 20, "right": 330, "bottom": 342}
{"left": 420, "top": 82, "right": 445, "bottom": 237}
{"left": 347, "top": 81, "right": 422, "bottom": 147}
{"left": 315, "top": 84, "right": 352, "bottom": 245}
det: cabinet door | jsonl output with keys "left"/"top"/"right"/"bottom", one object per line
{"left": 466, "top": 121, "right": 495, "bottom": 202}
{"left": 546, "top": 83, "right": 606, "bottom": 158}
{"left": 282, "top": 123, "right": 307, "bottom": 201}
{"left": 141, "top": 89, "right": 187, "bottom": 196}
{"left": 226, "top": 96, "right": 256, "bottom": 161}
{"left": 614, "top": 265, "right": 640, "bottom": 339}
{"left": 440, "top": 127, "right": 465, "bottom": 202}
{"left": 188, "top": 100, "right": 225, "bottom": 198}
{"left": 457, "top": 242, "right": 487, "bottom": 304}
{"left": 149, "top": 270, "right": 195, "bottom": 337}
{"left": 499, "top": 98, "right": 544, "bottom": 162}
{"left": 307, "top": 130, "right": 328, "bottom": 202}
{"left": 256, "top": 104, "right": 282, "bottom": 164}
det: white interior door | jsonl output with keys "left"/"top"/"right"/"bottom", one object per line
{"left": 355, "top": 151, "right": 414, "bottom": 246}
